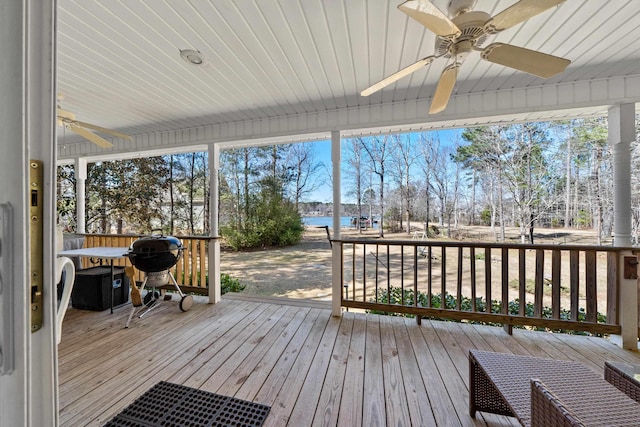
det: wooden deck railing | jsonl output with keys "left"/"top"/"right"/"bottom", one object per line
{"left": 77, "top": 234, "right": 213, "bottom": 294}
{"left": 334, "top": 238, "right": 638, "bottom": 335}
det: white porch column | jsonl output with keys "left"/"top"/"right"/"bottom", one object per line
{"left": 608, "top": 103, "right": 638, "bottom": 349}
{"left": 208, "top": 143, "right": 221, "bottom": 303}
{"left": 74, "top": 157, "right": 87, "bottom": 233}
{"left": 331, "top": 131, "right": 342, "bottom": 316}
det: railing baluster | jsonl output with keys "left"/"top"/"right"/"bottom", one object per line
{"left": 606, "top": 252, "right": 618, "bottom": 326}
{"left": 552, "top": 249, "right": 561, "bottom": 319}
{"left": 441, "top": 247, "right": 447, "bottom": 307}
{"left": 352, "top": 243, "right": 356, "bottom": 301}
{"left": 519, "top": 248, "right": 526, "bottom": 316}
{"left": 363, "top": 243, "right": 367, "bottom": 302}
{"left": 457, "top": 246, "right": 463, "bottom": 311}
{"left": 387, "top": 246, "right": 391, "bottom": 301}
{"left": 413, "top": 246, "right": 418, "bottom": 309}
{"left": 500, "top": 248, "right": 513, "bottom": 335}
{"left": 400, "top": 245, "right": 405, "bottom": 306}
{"left": 375, "top": 245, "right": 379, "bottom": 301}
{"left": 340, "top": 242, "right": 345, "bottom": 303}
{"left": 586, "top": 251, "right": 597, "bottom": 323}
{"left": 190, "top": 239, "right": 197, "bottom": 286}
{"left": 427, "top": 246, "right": 432, "bottom": 307}
{"left": 570, "top": 251, "right": 579, "bottom": 321}
{"left": 470, "top": 247, "right": 477, "bottom": 312}
{"left": 485, "top": 247, "right": 491, "bottom": 313}
{"left": 534, "top": 249, "right": 544, "bottom": 318}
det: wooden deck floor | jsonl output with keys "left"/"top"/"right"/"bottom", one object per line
{"left": 58, "top": 293, "right": 640, "bottom": 426}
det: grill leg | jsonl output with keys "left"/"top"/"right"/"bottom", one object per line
{"left": 124, "top": 277, "right": 148, "bottom": 328}
{"left": 168, "top": 273, "right": 184, "bottom": 297}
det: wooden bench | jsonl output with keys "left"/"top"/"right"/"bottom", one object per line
{"left": 469, "top": 350, "right": 640, "bottom": 426}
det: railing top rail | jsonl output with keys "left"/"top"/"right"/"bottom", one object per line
{"left": 331, "top": 238, "right": 638, "bottom": 253}
{"left": 77, "top": 233, "right": 218, "bottom": 241}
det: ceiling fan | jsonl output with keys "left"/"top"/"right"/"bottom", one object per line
{"left": 361, "top": 0, "right": 571, "bottom": 114}
{"left": 57, "top": 100, "right": 132, "bottom": 148}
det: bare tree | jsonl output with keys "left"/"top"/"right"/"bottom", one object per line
{"left": 284, "top": 142, "right": 324, "bottom": 211}
{"left": 361, "top": 135, "right": 391, "bottom": 237}
{"left": 390, "top": 134, "right": 418, "bottom": 234}
{"left": 344, "top": 138, "right": 366, "bottom": 233}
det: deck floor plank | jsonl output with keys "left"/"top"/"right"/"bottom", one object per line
{"left": 362, "top": 315, "right": 386, "bottom": 427}
{"left": 260, "top": 310, "right": 332, "bottom": 427}
{"left": 181, "top": 303, "right": 283, "bottom": 389}
{"left": 286, "top": 313, "right": 342, "bottom": 426}
{"left": 337, "top": 312, "right": 366, "bottom": 427}
{"left": 216, "top": 306, "right": 310, "bottom": 398}
{"left": 404, "top": 318, "right": 463, "bottom": 427}
{"left": 57, "top": 296, "right": 640, "bottom": 427}
{"left": 236, "top": 307, "right": 322, "bottom": 402}
{"left": 420, "top": 320, "right": 481, "bottom": 427}
{"left": 311, "top": 311, "right": 353, "bottom": 427}
{"left": 198, "top": 305, "right": 300, "bottom": 394}
{"left": 379, "top": 315, "right": 412, "bottom": 427}
{"left": 389, "top": 317, "right": 437, "bottom": 427}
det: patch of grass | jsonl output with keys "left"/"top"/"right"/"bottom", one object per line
{"left": 508, "top": 278, "right": 570, "bottom": 297}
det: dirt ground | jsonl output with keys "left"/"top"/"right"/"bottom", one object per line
{"left": 220, "top": 224, "right": 606, "bottom": 301}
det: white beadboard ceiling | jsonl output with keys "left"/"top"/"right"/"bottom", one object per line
{"left": 56, "top": 0, "right": 640, "bottom": 158}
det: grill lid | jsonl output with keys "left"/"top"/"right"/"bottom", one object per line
{"left": 127, "top": 234, "right": 184, "bottom": 273}
{"left": 128, "top": 234, "right": 183, "bottom": 254}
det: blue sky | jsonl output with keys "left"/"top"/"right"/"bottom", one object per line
{"left": 308, "top": 129, "right": 463, "bottom": 203}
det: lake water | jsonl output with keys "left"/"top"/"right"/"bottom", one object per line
{"left": 302, "top": 216, "right": 377, "bottom": 228}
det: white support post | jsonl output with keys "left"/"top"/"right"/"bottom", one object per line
{"left": 208, "top": 143, "right": 221, "bottom": 304}
{"left": 331, "top": 131, "right": 342, "bottom": 317}
{"left": 608, "top": 103, "right": 638, "bottom": 350}
{"left": 74, "top": 157, "right": 87, "bottom": 233}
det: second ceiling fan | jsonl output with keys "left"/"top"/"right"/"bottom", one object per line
{"left": 361, "top": 0, "right": 571, "bottom": 114}
{"left": 57, "top": 97, "right": 132, "bottom": 148}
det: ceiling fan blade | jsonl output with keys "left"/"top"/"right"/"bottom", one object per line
{"left": 481, "top": 43, "right": 570, "bottom": 78}
{"left": 398, "top": 0, "right": 461, "bottom": 38}
{"left": 68, "top": 124, "right": 114, "bottom": 148}
{"left": 74, "top": 120, "right": 133, "bottom": 141}
{"left": 429, "top": 64, "right": 459, "bottom": 114}
{"left": 484, "top": 0, "right": 566, "bottom": 33}
{"left": 56, "top": 107, "right": 76, "bottom": 121}
{"left": 361, "top": 56, "right": 437, "bottom": 96}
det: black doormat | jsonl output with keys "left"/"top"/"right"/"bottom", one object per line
{"left": 103, "top": 381, "right": 270, "bottom": 427}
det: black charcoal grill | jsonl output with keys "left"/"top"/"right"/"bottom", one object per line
{"left": 124, "top": 234, "right": 193, "bottom": 328}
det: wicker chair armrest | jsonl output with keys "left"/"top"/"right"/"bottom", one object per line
{"left": 604, "top": 361, "right": 640, "bottom": 403}
{"left": 530, "top": 379, "right": 585, "bottom": 427}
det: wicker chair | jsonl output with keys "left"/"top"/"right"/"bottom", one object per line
{"left": 530, "top": 379, "right": 585, "bottom": 427}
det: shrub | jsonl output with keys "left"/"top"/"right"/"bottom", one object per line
{"left": 176, "top": 272, "right": 245, "bottom": 295}
{"left": 221, "top": 273, "right": 245, "bottom": 294}
{"left": 369, "top": 286, "right": 607, "bottom": 336}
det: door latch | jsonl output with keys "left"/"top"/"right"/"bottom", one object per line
{"left": 30, "top": 160, "right": 44, "bottom": 332}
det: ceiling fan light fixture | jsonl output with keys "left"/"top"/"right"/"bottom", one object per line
{"left": 180, "top": 49, "right": 204, "bottom": 65}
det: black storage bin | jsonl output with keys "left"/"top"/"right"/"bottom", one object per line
{"left": 71, "top": 266, "right": 129, "bottom": 311}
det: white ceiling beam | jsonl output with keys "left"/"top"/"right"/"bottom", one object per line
{"left": 58, "top": 74, "right": 640, "bottom": 161}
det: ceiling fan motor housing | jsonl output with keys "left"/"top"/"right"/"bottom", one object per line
{"left": 434, "top": 10, "right": 490, "bottom": 58}
{"left": 447, "top": 0, "right": 477, "bottom": 17}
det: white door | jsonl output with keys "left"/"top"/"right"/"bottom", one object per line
{"left": 0, "top": 1, "right": 59, "bottom": 425}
